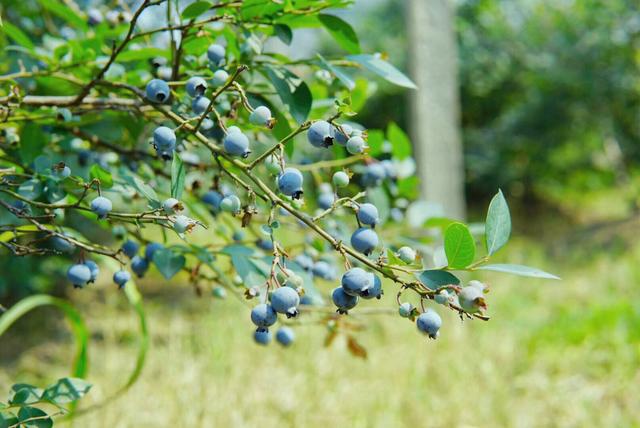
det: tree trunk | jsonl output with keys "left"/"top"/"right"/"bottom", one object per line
{"left": 407, "top": 0, "right": 466, "bottom": 220}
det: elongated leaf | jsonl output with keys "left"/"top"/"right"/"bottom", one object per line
{"left": 444, "top": 223, "right": 475, "bottom": 269}
{"left": 37, "top": 0, "right": 88, "bottom": 32}
{"left": 347, "top": 54, "right": 417, "bottom": 89}
{"left": 0, "top": 295, "right": 88, "bottom": 378}
{"left": 319, "top": 14, "right": 360, "bottom": 54}
{"left": 386, "top": 122, "right": 411, "bottom": 160}
{"left": 2, "top": 22, "right": 34, "bottom": 50}
{"left": 171, "top": 154, "right": 185, "bottom": 199}
{"left": 90, "top": 164, "right": 113, "bottom": 189}
{"left": 42, "top": 378, "right": 91, "bottom": 404}
{"left": 118, "top": 48, "right": 169, "bottom": 62}
{"left": 477, "top": 264, "right": 560, "bottom": 280}
{"left": 416, "top": 270, "right": 460, "bottom": 290}
{"left": 17, "top": 406, "right": 52, "bottom": 428}
{"left": 264, "top": 66, "right": 312, "bottom": 123}
{"left": 181, "top": 1, "right": 213, "bottom": 19}
{"left": 274, "top": 24, "right": 292, "bottom": 45}
{"left": 485, "top": 190, "right": 511, "bottom": 256}
{"left": 317, "top": 53, "right": 355, "bottom": 90}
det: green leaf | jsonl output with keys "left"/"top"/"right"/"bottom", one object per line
{"left": 118, "top": 48, "right": 169, "bottom": 62}
{"left": 317, "top": 53, "right": 355, "bottom": 90}
{"left": 444, "top": 223, "right": 475, "bottom": 269}
{"left": 318, "top": 14, "right": 360, "bottom": 54}
{"left": 366, "top": 129, "right": 385, "bottom": 157}
{"left": 347, "top": 54, "right": 417, "bottom": 89}
{"left": 274, "top": 24, "right": 292, "bottom": 45}
{"left": 120, "top": 168, "right": 159, "bottom": 204}
{"left": 20, "top": 123, "right": 46, "bottom": 164}
{"left": 171, "top": 154, "right": 185, "bottom": 199}
{"left": 89, "top": 164, "right": 113, "bottom": 189}
{"left": 1, "top": 22, "right": 34, "bottom": 50}
{"left": 485, "top": 190, "right": 511, "bottom": 256}
{"left": 477, "top": 264, "right": 561, "bottom": 280}
{"left": 0, "top": 411, "right": 19, "bottom": 428}
{"left": 42, "top": 378, "right": 91, "bottom": 404}
{"left": 181, "top": 1, "right": 213, "bottom": 19}
{"left": 386, "top": 122, "right": 412, "bottom": 160}
{"left": 416, "top": 270, "right": 460, "bottom": 290}
{"left": 17, "top": 406, "right": 52, "bottom": 428}
{"left": 0, "top": 295, "right": 89, "bottom": 378}
{"left": 152, "top": 248, "right": 185, "bottom": 280}
{"left": 386, "top": 248, "right": 404, "bottom": 266}
{"left": 9, "top": 385, "right": 42, "bottom": 405}
{"left": 264, "top": 66, "right": 312, "bottom": 123}
{"left": 37, "top": 0, "right": 88, "bottom": 32}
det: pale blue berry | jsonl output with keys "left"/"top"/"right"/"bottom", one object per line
{"left": 113, "top": 270, "right": 131, "bottom": 289}
{"left": 67, "top": 263, "right": 91, "bottom": 288}
{"left": 277, "top": 168, "right": 304, "bottom": 199}
{"left": 249, "top": 106, "right": 272, "bottom": 126}
{"left": 397, "top": 246, "right": 416, "bottom": 264}
{"left": 162, "top": 198, "right": 182, "bottom": 214}
{"left": 416, "top": 309, "right": 442, "bottom": 339}
{"left": 317, "top": 192, "right": 334, "bottom": 210}
{"left": 185, "top": 76, "right": 207, "bottom": 97}
{"left": 192, "top": 96, "right": 211, "bottom": 115}
{"left": 357, "top": 203, "right": 379, "bottom": 227}
{"left": 399, "top": 302, "right": 414, "bottom": 318}
{"left": 145, "top": 79, "right": 170, "bottom": 103}
{"left": 361, "top": 273, "right": 383, "bottom": 300}
{"left": 334, "top": 124, "right": 352, "bottom": 146}
{"left": 90, "top": 196, "right": 112, "bottom": 218}
{"left": 332, "top": 287, "right": 358, "bottom": 314}
{"left": 307, "top": 120, "right": 334, "bottom": 148}
{"left": 220, "top": 194, "right": 241, "bottom": 214}
{"left": 207, "top": 44, "right": 226, "bottom": 66}
{"left": 346, "top": 136, "right": 366, "bottom": 154}
{"left": 52, "top": 235, "right": 75, "bottom": 254}
{"left": 83, "top": 260, "right": 99, "bottom": 283}
{"left": 332, "top": 171, "right": 349, "bottom": 188}
{"left": 131, "top": 255, "right": 149, "bottom": 278}
{"left": 271, "top": 287, "right": 300, "bottom": 318}
{"left": 350, "top": 227, "right": 379, "bottom": 256}
{"left": 250, "top": 303, "right": 278, "bottom": 328}
{"left": 276, "top": 327, "right": 295, "bottom": 347}
{"left": 211, "top": 69, "right": 229, "bottom": 86}
{"left": 202, "top": 190, "right": 223, "bottom": 211}
{"left": 223, "top": 130, "right": 251, "bottom": 158}
{"left": 341, "top": 267, "right": 373, "bottom": 297}
{"left": 253, "top": 328, "right": 271, "bottom": 345}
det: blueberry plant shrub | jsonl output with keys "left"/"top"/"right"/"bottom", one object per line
{"left": 0, "top": 0, "right": 559, "bottom": 389}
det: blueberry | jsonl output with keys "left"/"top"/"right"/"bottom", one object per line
{"left": 145, "top": 79, "right": 170, "bottom": 103}
{"left": 153, "top": 126, "right": 176, "bottom": 151}
{"left": 211, "top": 69, "right": 229, "bottom": 86}
{"left": 145, "top": 242, "right": 164, "bottom": 261}
{"left": 227, "top": 126, "right": 242, "bottom": 134}
{"left": 361, "top": 273, "right": 382, "bottom": 300}
{"left": 294, "top": 254, "right": 314, "bottom": 271}
{"left": 212, "top": 286, "right": 227, "bottom": 299}
{"left": 250, "top": 303, "right": 278, "bottom": 328}
{"left": 232, "top": 231, "right": 244, "bottom": 242}
{"left": 52, "top": 163, "right": 71, "bottom": 179}
{"left": 113, "top": 270, "right": 131, "bottom": 289}
{"left": 121, "top": 239, "right": 139, "bottom": 258}
{"left": 277, "top": 168, "right": 304, "bottom": 199}
{"left": 173, "top": 215, "right": 194, "bottom": 234}
{"left": 362, "top": 163, "right": 386, "bottom": 187}
{"left": 332, "top": 287, "right": 358, "bottom": 314}
{"left": 223, "top": 130, "right": 251, "bottom": 158}
{"left": 357, "top": 203, "right": 379, "bottom": 227}
{"left": 312, "top": 260, "right": 336, "bottom": 280}
{"left": 131, "top": 255, "right": 149, "bottom": 278}
{"left": 341, "top": 267, "right": 373, "bottom": 297}
{"left": 77, "top": 150, "right": 93, "bottom": 167}
{"left": 185, "top": 76, "right": 207, "bottom": 97}
{"left": 84, "top": 260, "right": 100, "bottom": 283}
{"left": 346, "top": 136, "right": 366, "bottom": 154}
{"left": 157, "top": 66, "right": 172, "bottom": 81}
{"left": 67, "top": 264, "right": 91, "bottom": 288}
{"left": 249, "top": 106, "right": 272, "bottom": 126}
{"left": 416, "top": 309, "right": 442, "bottom": 339}
{"left": 271, "top": 286, "right": 300, "bottom": 318}
{"left": 458, "top": 284, "right": 487, "bottom": 314}
{"left": 276, "top": 327, "right": 295, "bottom": 347}
{"left": 207, "top": 44, "right": 226, "bottom": 66}
{"left": 398, "top": 302, "right": 414, "bottom": 318}
{"left": 434, "top": 290, "right": 452, "bottom": 306}
{"left": 256, "top": 238, "right": 274, "bottom": 252}
{"left": 397, "top": 246, "right": 416, "bottom": 264}
{"left": 90, "top": 196, "right": 112, "bottom": 219}
{"left": 51, "top": 235, "right": 75, "bottom": 254}
{"left": 307, "top": 120, "right": 334, "bottom": 148}
{"left": 334, "top": 124, "right": 353, "bottom": 146}
{"left": 350, "top": 227, "right": 379, "bottom": 256}
{"left": 87, "top": 8, "right": 103, "bottom": 25}
{"left": 220, "top": 194, "right": 241, "bottom": 214}
{"left": 162, "top": 198, "right": 182, "bottom": 214}
{"left": 202, "top": 190, "right": 223, "bottom": 212}
{"left": 253, "top": 328, "right": 271, "bottom": 345}
{"left": 317, "top": 192, "right": 334, "bottom": 210}
{"left": 380, "top": 159, "right": 397, "bottom": 179}
{"left": 332, "top": 171, "right": 350, "bottom": 188}
{"left": 192, "top": 96, "right": 211, "bottom": 115}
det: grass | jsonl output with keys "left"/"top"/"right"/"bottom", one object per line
{"left": 1, "top": 238, "right": 639, "bottom": 427}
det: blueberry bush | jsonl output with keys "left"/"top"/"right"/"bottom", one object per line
{"left": 0, "top": 0, "right": 558, "bottom": 421}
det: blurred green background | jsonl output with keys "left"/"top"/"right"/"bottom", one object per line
{"left": 2, "top": 0, "right": 640, "bottom": 426}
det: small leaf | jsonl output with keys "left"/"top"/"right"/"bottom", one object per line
{"left": 89, "top": 164, "right": 113, "bottom": 189}
{"left": 118, "top": 47, "right": 169, "bottom": 62}
{"left": 170, "top": 154, "right": 185, "bottom": 199}
{"left": 2, "top": 22, "right": 34, "bottom": 50}
{"left": 386, "top": 249, "right": 404, "bottom": 266}
{"left": 181, "top": 1, "right": 212, "bottom": 19}
{"left": 386, "top": 122, "right": 412, "bottom": 160}
{"left": 485, "top": 190, "right": 511, "bottom": 256}
{"left": 17, "top": 406, "right": 52, "bottom": 428}
{"left": 347, "top": 54, "right": 417, "bottom": 89}
{"left": 0, "top": 411, "right": 18, "bottom": 427}
{"left": 444, "top": 223, "right": 476, "bottom": 269}
{"left": 416, "top": 270, "right": 460, "bottom": 290}
{"left": 318, "top": 14, "right": 360, "bottom": 54}
{"left": 477, "top": 264, "right": 560, "bottom": 280}
{"left": 273, "top": 24, "right": 292, "bottom": 45}
{"left": 9, "top": 385, "right": 42, "bottom": 405}
{"left": 317, "top": 53, "right": 355, "bottom": 90}
{"left": 346, "top": 335, "right": 367, "bottom": 359}
{"left": 153, "top": 248, "right": 185, "bottom": 280}
{"left": 42, "top": 377, "right": 91, "bottom": 404}
{"left": 264, "top": 66, "right": 312, "bottom": 123}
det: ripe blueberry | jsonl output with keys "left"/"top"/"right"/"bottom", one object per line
{"left": 249, "top": 106, "right": 272, "bottom": 126}
{"left": 220, "top": 194, "right": 241, "bottom": 214}
{"left": 84, "top": 260, "right": 100, "bottom": 283}
{"left": 307, "top": 120, "right": 334, "bottom": 148}
{"left": 276, "top": 327, "right": 295, "bottom": 347}
{"left": 294, "top": 254, "right": 314, "bottom": 271}
{"left": 223, "top": 130, "right": 251, "bottom": 158}
{"left": 341, "top": 267, "right": 373, "bottom": 297}
{"left": 52, "top": 235, "right": 75, "bottom": 254}
{"left": 270, "top": 286, "right": 300, "bottom": 318}
{"left": 90, "top": 196, "right": 112, "bottom": 219}
{"left": 202, "top": 190, "right": 223, "bottom": 212}
{"left": 399, "top": 302, "right": 414, "bottom": 318}
{"left": 145, "top": 79, "right": 170, "bottom": 103}
{"left": 113, "top": 270, "right": 131, "bottom": 289}
{"left": 350, "top": 227, "right": 379, "bottom": 256}
{"left": 334, "top": 124, "right": 353, "bottom": 146}
{"left": 153, "top": 126, "right": 176, "bottom": 152}
{"left": 253, "top": 328, "right": 271, "bottom": 345}
{"left": 185, "top": 76, "right": 207, "bottom": 97}
{"left": 362, "top": 163, "right": 386, "bottom": 187}
{"left": 332, "top": 287, "right": 358, "bottom": 314}
{"left": 361, "top": 273, "right": 383, "bottom": 300}
{"left": 192, "top": 96, "right": 211, "bottom": 115}
{"left": 277, "top": 168, "right": 304, "bottom": 199}
{"left": 121, "top": 239, "right": 139, "bottom": 258}
{"left": 207, "top": 44, "right": 226, "bottom": 66}
{"left": 131, "top": 255, "right": 149, "bottom": 278}
{"left": 357, "top": 203, "right": 379, "bottom": 227}
{"left": 250, "top": 303, "right": 278, "bottom": 328}
{"left": 145, "top": 242, "right": 164, "bottom": 261}
{"left": 416, "top": 309, "right": 442, "bottom": 339}
{"left": 211, "top": 69, "right": 229, "bottom": 86}
{"left": 312, "top": 260, "right": 336, "bottom": 280}
{"left": 346, "top": 136, "right": 366, "bottom": 154}
{"left": 67, "top": 263, "right": 91, "bottom": 288}
{"left": 317, "top": 192, "right": 334, "bottom": 210}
